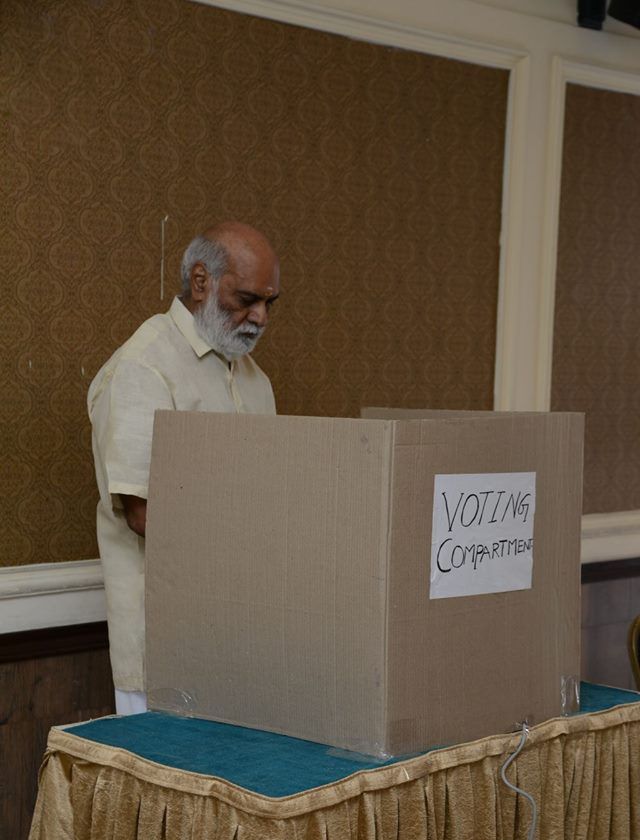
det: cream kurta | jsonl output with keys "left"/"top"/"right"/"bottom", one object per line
{"left": 88, "top": 297, "right": 275, "bottom": 691}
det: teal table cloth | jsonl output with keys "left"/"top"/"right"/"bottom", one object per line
{"left": 64, "top": 681, "right": 639, "bottom": 797}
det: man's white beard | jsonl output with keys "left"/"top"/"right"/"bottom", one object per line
{"left": 193, "top": 290, "right": 263, "bottom": 361}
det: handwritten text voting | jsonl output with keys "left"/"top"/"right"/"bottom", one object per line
{"left": 430, "top": 472, "right": 536, "bottom": 600}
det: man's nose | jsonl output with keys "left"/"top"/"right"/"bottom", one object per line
{"left": 247, "top": 301, "right": 268, "bottom": 327}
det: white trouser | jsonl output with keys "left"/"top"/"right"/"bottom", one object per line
{"left": 115, "top": 689, "right": 148, "bottom": 715}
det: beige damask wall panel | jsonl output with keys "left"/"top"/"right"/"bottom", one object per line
{"left": 552, "top": 83, "right": 640, "bottom": 515}
{"left": 1, "top": 0, "right": 507, "bottom": 567}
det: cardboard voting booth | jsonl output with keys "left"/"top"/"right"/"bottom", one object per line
{"left": 145, "top": 410, "right": 583, "bottom": 757}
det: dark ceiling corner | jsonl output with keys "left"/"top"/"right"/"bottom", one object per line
{"left": 578, "top": 0, "right": 607, "bottom": 29}
{"left": 608, "top": 0, "right": 640, "bottom": 28}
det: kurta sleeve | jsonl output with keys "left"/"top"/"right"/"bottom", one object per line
{"left": 99, "top": 359, "right": 175, "bottom": 503}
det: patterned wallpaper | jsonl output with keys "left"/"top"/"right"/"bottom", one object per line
{"left": 553, "top": 83, "right": 640, "bottom": 514}
{"left": 1, "top": 0, "right": 507, "bottom": 566}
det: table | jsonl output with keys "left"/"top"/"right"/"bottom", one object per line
{"left": 29, "top": 683, "right": 640, "bottom": 840}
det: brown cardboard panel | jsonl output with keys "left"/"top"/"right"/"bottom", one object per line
{"left": 361, "top": 407, "right": 501, "bottom": 420}
{"left": 146, "top": 412, "right": 393, "bottom": 751}
{"left": 146, "top": 410, "right": 583, "bottom": 756}
{"left": 385, "top": 413, "right": 583, "bottom": 753}
{"left": 361, "top": 407, "right": 550, "bottom": 421}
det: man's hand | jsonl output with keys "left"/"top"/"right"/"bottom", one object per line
{"left": 120, "top": 494, "right": 147, "bottom": 538}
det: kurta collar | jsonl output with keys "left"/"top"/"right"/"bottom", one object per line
{"left": 169, "top": 296, "right": 222, "bottom": 360}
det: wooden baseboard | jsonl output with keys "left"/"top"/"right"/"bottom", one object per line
{"left": 0, "top": 560, "right": 106, "bottom": 633}
{"left": 581, "top": 557, "right": 640, "bottom": 584}
{"left": 0, "top": 621, "right": 109, "bottom": 664}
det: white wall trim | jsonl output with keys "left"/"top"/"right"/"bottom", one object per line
{"left": 0, "top": 560, "right": 106, "bottom": 634}
{"left": 196, "top": 0, "right": 531, "bottom": 415}
{"left": 582, "top": 511, "right": 640, "bottom": 564}
{"left": 193, "top": 0, "right": 527, "bottom": 69}
{"left": 534, "top": 55, "right": 567, "bottom": 411}
{"left": 493, "top": 55, "right": 531, "bottom": 410}
{"left": 562, "top": 61, "right": 640, "bottom": 95}
{"left": 1, "top": 513, "right": 639, "bottom": 636}
{"left": 535, "top": 57, "right": 640, "bottom": 411}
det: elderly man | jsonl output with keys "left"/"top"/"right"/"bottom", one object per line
{"left": 88, "top": 222, "right": 280, "bottom": 714}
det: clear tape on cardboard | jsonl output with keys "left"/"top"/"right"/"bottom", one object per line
{"left": 327, "top": 733, "right": 426, "bottom": 762}
{"left": 561, "top": 674, "right": 580, "bottom": 716}
{"left": 147, "top": 687, "right": 198, "bottom": 716}
{"left": 326, "top": 746, "right": 393, "bottom": 764}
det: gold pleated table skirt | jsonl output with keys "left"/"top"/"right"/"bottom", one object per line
{"left": 29, "top": 694, "right": 640, "bottom": 840}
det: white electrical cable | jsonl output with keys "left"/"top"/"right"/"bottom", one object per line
{"left": 499, "top": 724, "right": 538, "bottom": 840}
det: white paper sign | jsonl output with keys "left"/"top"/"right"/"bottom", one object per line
{"left": 430, "top": 472, "right": 536, "bottom": 599}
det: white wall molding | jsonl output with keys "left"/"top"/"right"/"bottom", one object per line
{"left": 493, "top": 55, "right": 531, "bottom": 410}
{"left": 469, "top": 0, "right": 640, "bottom": 39}
{"left": 195, "top": 0, "right": 640, "bottom": 417}
{"left": 534, "top": 55, "right": 568, "bottom": 411}
{"left": 535, "top": 58, "right": 640, "bottom": 412}
{"left": 561, "top": 60, "right": 640, "bottom": 95}
{"left": 1, "top": 513, "right": 639, "bottom": 636}
{"left": 196, "top": 0, "right": 534, "bottom": 415}
{"left": 194, "top": 0, "right": 527, "bottom": 69}
{"left": 582, "top": 511, "right": 640, "bottom": 564}
{"left": 0, "top": 560, "right": 106, "bottom": 634}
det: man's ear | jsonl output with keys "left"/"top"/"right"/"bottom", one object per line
{"left": 190, "top": 263, "right": 209, "bottom": 302}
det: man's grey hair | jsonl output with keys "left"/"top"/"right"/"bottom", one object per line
{"left": 180, "top": 235, "right": 229, "bottom": 293}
